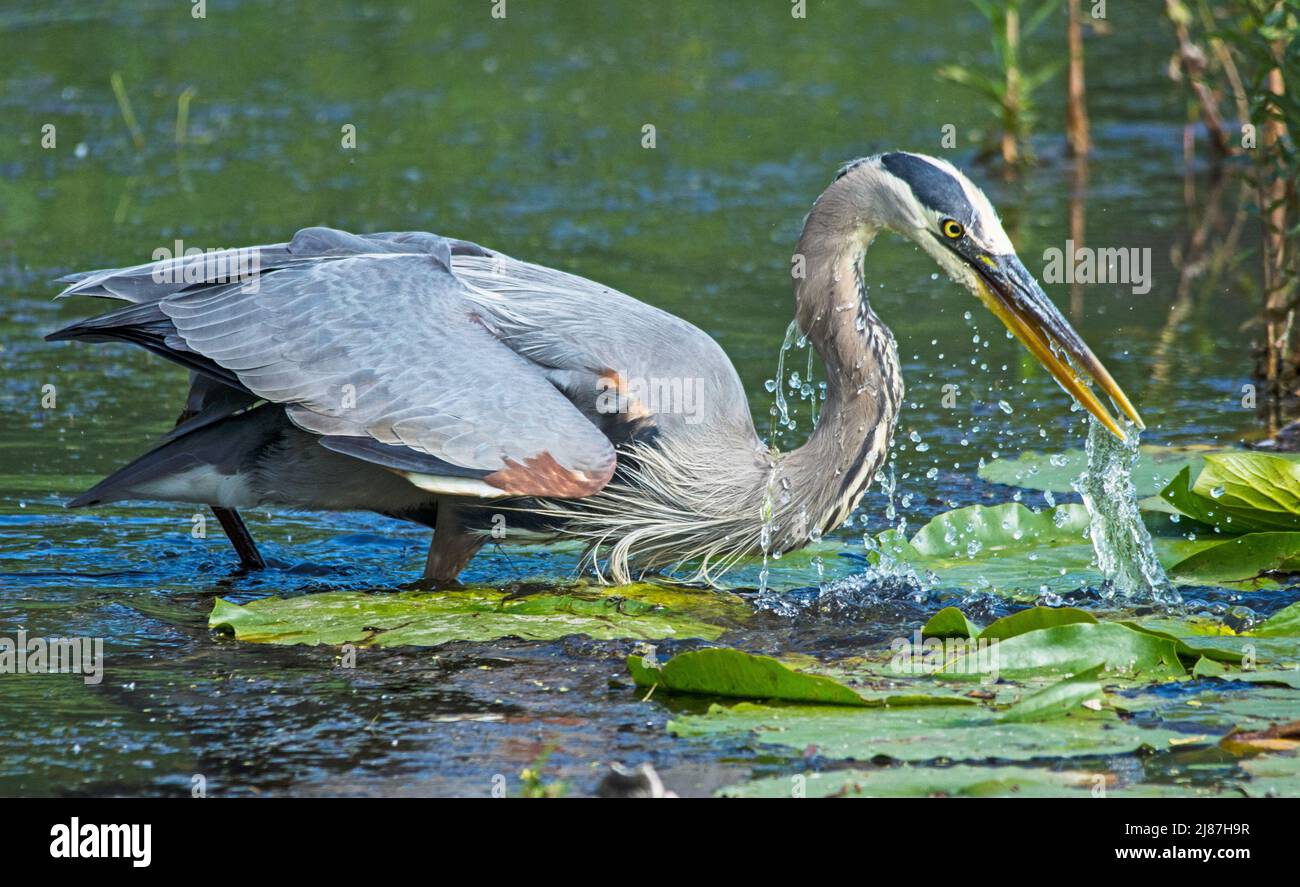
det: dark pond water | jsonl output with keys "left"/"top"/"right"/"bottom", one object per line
{"left": 0, "top": 0, "right": 1291, "bottom": 796}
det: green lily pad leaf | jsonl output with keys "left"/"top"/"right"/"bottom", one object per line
{"left": 1167, "top": 532, "right": 1300, "bottom": 585}
{"left": 1112, "top": 685, "right": 1300, "bottom": 767}
{"left": 1159, "top": 455, "right": 1300, "bottom": 535}
{"left": 1119, "top": 621, "right": 1244, "bottom": 665}
{"left": 209, "top": 582, "right": 747, "bottom": 647}
{"left": 626, "top": 647, "right": 976, "bottom": 707}
{"left": 922, "top": 606, "right": 982, "bottom": 639}
{"left": 1188, "top": 657, "right": 1299, "bottom": 687}
{"left": 945, "top": 622, "right": 1186, "bottom": 680}
{"left": 977, "top": 606, "right": 1097, "bottom": 641}
{"left": 1211, "top": 669, "right": 1300, "bottom": 689}
{"left": 877, "top": 502, "right": 1232, "bottom": 595}
{"left": 1131, "top": 617, "right": 1297, "bottom": 666}
{"left": 1195, "top": 454, "right": 1300, "bottom": 528}
{"left": 1254, "top": 601, "right": 1300, "bottom": 637}
{"left": 720, "top": 764, "right": 1219, "bottom": 798}
{"left": 871, "top": 503, "right": 1100, "bottom": 597}
{"left": 1192, "top": 656, "right": 1228, "bottom": 678}
{"left": 996, "top": 665, "right": 1105, "bottom": 723}
{"left": 670, "top": 700, "right": 1206, "bottom": 763}
{"left": 911, "top": 503, "right": 1091, "bottom": 556}
{"left": 1239, "top": 752, "right": 1300, "bottom": 797}
{"left": 720, "top": 765, "right": 1101, "bottom": 798}
{"left": 978, "top": 445, "right": 1250, "bottom": 497}
{"left": 627, "top": 647, "right": 868, "bottom": 706}
{"left": 1158, "top": 466, "right": 1225, "bottom": 529}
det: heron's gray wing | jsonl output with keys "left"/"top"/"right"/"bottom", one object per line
{"left": 53, "top": 228, "right": 490, "bottom": 303}
{"left": 450, "top": 252, "right": 758, "bottom": 441}
{"left": 58, "top": 230, "right": 617, "bottom": 499}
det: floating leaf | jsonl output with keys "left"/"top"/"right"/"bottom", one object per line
{"left": 670, "top": 700, "right": 1203, "bottom": 763}
{"left": 720, "top": 765, "right": 1096, "bottom": 798}
{"left": 977, "top": 606, "right": 1096, "bottom": 641}
{"left": 627, "top": 647, "right": 868, "bottom": 706}
{"left": 210, "top": 582, "right": 747, "bottom": 647}
{"left": 944, "top": 622, "right": 1186, "bottom": 680}
{"left": 1195, "top": 454, "right": 1300, "bottom": 530}
{"left": 921, "top": 606, "right": 982, "bottom": 639}
{"left": 1134, "top": 617, "right": 1297, "bottom": 666}
{"left": 872, "top": 503, "right": 1099, "bottom": 597}
{"left": 996, "top": 665, "right": 1105, "bottom": 723}
{"left": 1167, "top": 532, "right": 1300, "bottom": 585}
{"left": 1239, "top": 751, "right": 1300, "bottom": 797}
{"left": 910, "top": 503, "right": 1090, "bottom": 555}
{"left": 1159, "top": 454, "right": 1300, "bottom": 535}
{"left": 1120, "top": 621, "right": 1244, "bottom": 665}
{"left": 627, "top": 647, "right": 975, "bottom": 707}
{"left": 720, "top": 764, "right": 1218, "bottom": 798}
{"left": 1192, "top": 656, "right": 1228, "bottom": 678}
{"left": 978, "top": 445, "right": 1249, "bottom": 497}
{"left": 875, "top": 503, "right": 1225, "bottom": 595}
{"left": 1254, "top": 601, "right": 1300, "bottom": 637}
{"left": 1158, "top": 466, "right": 1226, "bottom": 529}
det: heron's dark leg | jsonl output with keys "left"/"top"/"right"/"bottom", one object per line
{"left": 211, "top": 506, "right": 266, "bottom": 571}
{"left": 423, "top": 503, "right": 485, "bottom": 585}
{"left": 172, "top": 406, "right": 265, "bottom": 572}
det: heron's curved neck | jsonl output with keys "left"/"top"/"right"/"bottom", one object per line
{"left": 777, "top": 187, "right": 903, "bottom": 539}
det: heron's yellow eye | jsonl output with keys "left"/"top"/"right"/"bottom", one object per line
{"left": 941, "top": 219, "right": 964, "bottom": 239}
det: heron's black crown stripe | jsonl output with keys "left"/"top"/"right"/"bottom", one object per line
{"left": 879, "top": 152, "right": 975, "bottom": 225}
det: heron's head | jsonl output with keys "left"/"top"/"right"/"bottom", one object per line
{"left": 837, "top": 151, "right": 1142, "bottom": 438}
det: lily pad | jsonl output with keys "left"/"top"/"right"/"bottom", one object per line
{"left": 1134, "top": 617, "right": 1298, "bottom": 666}
{"left": 1254, "top": 601, "right": 1300, "bottom": 637}
{"left": 1167, "top": 532, "right": 1300, "bottom": 585}
{"left": 910, "top": 502, "right": 1091, "bottom": 555}
{"left": 874, "top": 503, "right": 1225, "bottom": 596}
{"left": 627, "top": 647, "right": 976, "bottom": 707}
{"left": 1158, "top": 454, "right": 1300, "bottom": 536}
{"left": 669, "top": 700, "right": 1205, "bottom": 763}
{"left": 977, "top": 606, "right": 1096, "bottom": 641}
{"left": 977, "top": 445, "right": 1248, "bottom": 497}
{"left": 1193, "top": 454, "right": 1300, "bottom": 530}
{"left": 996, "top": 665, "right": 1104, "bottom": 723}
{"left": 873, "top": 503, "right": 1098, "bottom": 597}
{"left": 717, "top": 764, "right": 1218, "bottom": 798}
{"left": 921, "top": 606, "right": 982, "bottom": 639}
{"left": 628, "top": 647, "right": 868, "bottom": 706}
{"left": 209, "top": 582, "right": 748, "bottom": 647}
{"left": 1239, "top": 752, "right": 1300, "bottom": 797}
{"left": 1120, "top": 621, "right": 1244, "bottom": 665}
{"left": 1183, "top": 657, "right": 1299, "bottom": 685}
{"left": 720, "top": 765, "right": 1103, "bottom": 798}
{"left": 1111, "top": 685, "right": 1300, "bottom": 733}
{"left": 944, "top": 622, "right": 1185, "bottom": 680}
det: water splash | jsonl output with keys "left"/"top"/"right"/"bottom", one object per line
{"left": 1073, "top": 419, "right": 1182, "bottom": 606}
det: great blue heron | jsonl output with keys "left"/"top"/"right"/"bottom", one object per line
{"left": 48, "top": 151, "right": 1141, "bottom": 585}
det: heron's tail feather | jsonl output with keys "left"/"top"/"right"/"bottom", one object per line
{"left": 66, "top": 403, "right": 280, "bottom": 509}
{"left": 67, "top": 447, "right": 208, "bottom": 508}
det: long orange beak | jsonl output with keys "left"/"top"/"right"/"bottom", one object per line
{"left": 967, "top": 251, "right": 1143, "bottom": 439}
